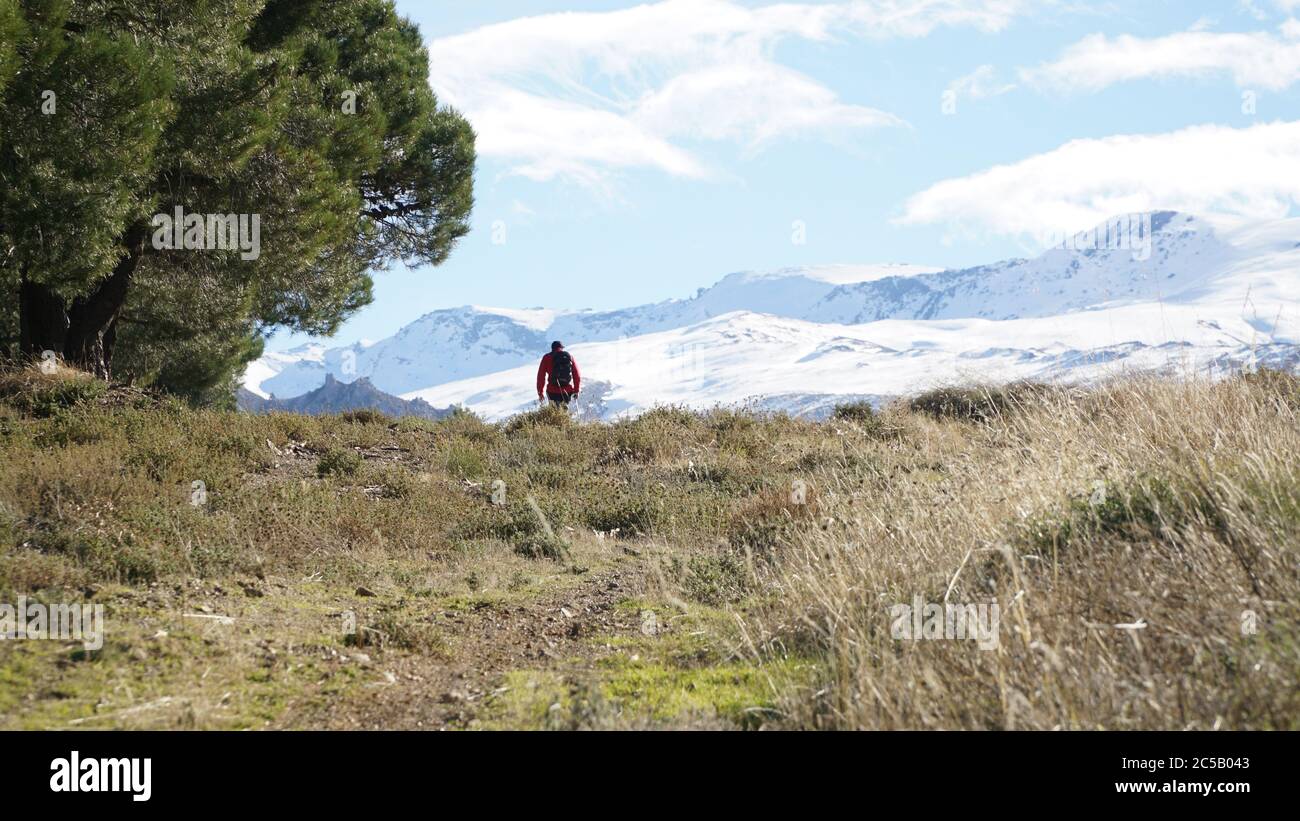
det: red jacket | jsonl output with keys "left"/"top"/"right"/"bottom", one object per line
{"left": 537, "top": 351, "right": 581, "bottom": 395}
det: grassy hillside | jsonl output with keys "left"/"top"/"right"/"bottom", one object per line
{"left": 1, "top": 365, "right": 1296, "bottom": 729}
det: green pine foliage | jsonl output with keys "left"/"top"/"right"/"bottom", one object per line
{"left": 0, "top": 0, "right": 475, "bottom": 400}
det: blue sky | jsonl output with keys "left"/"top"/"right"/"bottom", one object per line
{"left": 269, "top": 0, "right": 1300, "bottom": 351}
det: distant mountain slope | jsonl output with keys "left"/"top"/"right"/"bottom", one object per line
{"left": 238, "top": 374, "right": 453, "bottom": 419}
{"left": 402, "top": 305, "right": 1300, "bottom": 421}
{"left": 807, "top": 212, "right": 1236, "bottom": 323}
{"left": 244, "top": 211, "right": 1300, "bottom": 420}
{"left": 246, "top": 264, "right": 940, "bottom": 399}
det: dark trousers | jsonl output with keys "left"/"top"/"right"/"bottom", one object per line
{"left": 546, "top": 391, "right": 572, "bottom": 407}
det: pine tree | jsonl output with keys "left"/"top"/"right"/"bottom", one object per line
{"left": 0, "top": 0, "right": 475, "bottom": 392}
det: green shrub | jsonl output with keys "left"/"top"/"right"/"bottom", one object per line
{"left": 393, "top": 415, "right": 438, "bottom": 434}
{"left": 316, "top": 447, "right": 362, "bottom": 478}
{"left": 366, "top": 464, "right": 420, "bottom": 499}
{"left": 831, "top": 400, "right": 876, "bottom": 423}
{"left": 339, "top": 409, "right": 391, "bottom": 426}
{"left": 668, "top": 551, "right": 750, "bottom": 606}
{"left": 709, "top": 411, "right": 771, "bottom": 458}
{"left": 125, "top": 439, "right": 188, "bottom": 483}
{"left": 21, "top": 528, "right": 164, "bottom": 584}
{"left": 433, "top": 406, "right": 499, "bottom": 443}
{"left": 444, "top": 439, "right": 487, "bottom": 479}
{"left": 31, "top": 410, "right": 108, "bottom": 448}
{"left": 1017, "top": 475, "right": 1207, "bottom": 557}
{"left": 526, "top": 462, "right": 574, "bottom": 491}
{"left": 583, "top": 487, "right": 660, "bottom": 536}
{"left": 599, "top": 421, "right": 661, "bottom": 463}
{"left": 209, "top": 430, "right": 259, "bottom": 462}
{"left": 2, "top": 374, "right": 107, "bottom": 418}
{"left": 907, "top": 381, "right": 1051, "bottom": 423}
{"left": 637, "top": 405, "right": 699, "bottom": 428}
{"left": 267, "top": 412, "right": 322, "bottom": 444}
{"left": 456, "top": 499, "right": 571, "bottom": 561}
{"left": 348, "top": 610, "right": 447, "bottom": 654}
{"left": 725, "top": 487, "right": 819, "bottom": 555}
{"left": 504, "top": 404, "right": 570, "bottom": 435}
{"left": 679, "top": 459, "right": 736, "bottom": 486}
{"left": 514, "top": 529, "right": 572, "bottom": 561}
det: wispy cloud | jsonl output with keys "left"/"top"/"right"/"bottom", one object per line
{"left": 429, "top": 0, "right": 1041, "bottom": 186}
{"left": 898, "top": 120, "right": 1300, "bottom": 240}
{"left": 633, "top": 61, "right": 906, "bottom": 150}
{"left": 1022, "top": 19, "right": 1300, "bottom": 92}
{"left": 1238, "top": 1, "right": 1300, "bottom": 21}
{"left": 946, "top": 64, "right": 1017, "bottom": 100}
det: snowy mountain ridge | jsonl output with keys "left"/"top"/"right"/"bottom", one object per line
{"left": 243, "top": 211, "right": 1300, "bottom": 420}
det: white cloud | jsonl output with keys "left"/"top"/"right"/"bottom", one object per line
{"left": 946, "top": 64, "right": 1017, "bottom": 100}
{"left": 465, "top": 88, "right": 709, "bottom": 184}
{"left": 429, "top": 0, "right": 1040, "bottom": 186}
{"left": 1239, "top": 0, "right": 1270, "bottom": 22}
{"left": 897, "top": 120, "right": 1300, "bottom": 240}
{"left": 633, "top": 61, "right": 905, "bottom": 149}
{"left": 1237, "top": 1, "right": 1298, "bottom": 20}
{"left": 1023, "top": 22, "right": 1300, "bottom": 92}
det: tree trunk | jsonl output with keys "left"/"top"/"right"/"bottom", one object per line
{"left": 18, "top": 273, "right": 70, "bottom": 357}
{"left": 18, "top": 225, "right": 147, "bottom": 378}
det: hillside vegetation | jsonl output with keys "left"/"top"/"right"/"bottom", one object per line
{"left": 0, "top": 364, "right": 1296, "bottom": 729}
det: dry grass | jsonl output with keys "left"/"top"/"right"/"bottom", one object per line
{"left": 745, "top": 372, "right": 1300, "bottom": 729}
{"left": 2, "top": 363, "right": 1297, "bottom": 729}
{"left": 0, "top": 367, "right": 848, "bottom": 728}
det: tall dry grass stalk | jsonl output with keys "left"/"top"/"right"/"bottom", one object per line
{"left": 748, "top": 374, "right": 1300, "bottom": 729}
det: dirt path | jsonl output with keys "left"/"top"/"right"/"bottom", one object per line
{"left": 283, "top": 561, "right": 650, "bottom": 729}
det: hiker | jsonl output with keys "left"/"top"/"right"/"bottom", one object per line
{"left": 537, "top": 340, "right": 580, "bottom": 408}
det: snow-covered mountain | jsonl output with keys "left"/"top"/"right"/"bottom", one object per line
{"left": 245, "top": 263, "right": 940, "bottom": 399}
{"left": 243, "top": 212, "right": 1300, "bottom": 420}
{"left": 808, "top": 212, "right": 1238, "bottom": 323}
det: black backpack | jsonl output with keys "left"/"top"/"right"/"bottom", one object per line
{"left": 551, "top": 350, "right": 573, "bottom": 388}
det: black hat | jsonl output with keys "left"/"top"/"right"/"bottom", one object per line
{"left": 551, "top": 340, "right": 564, "bottom": 350}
